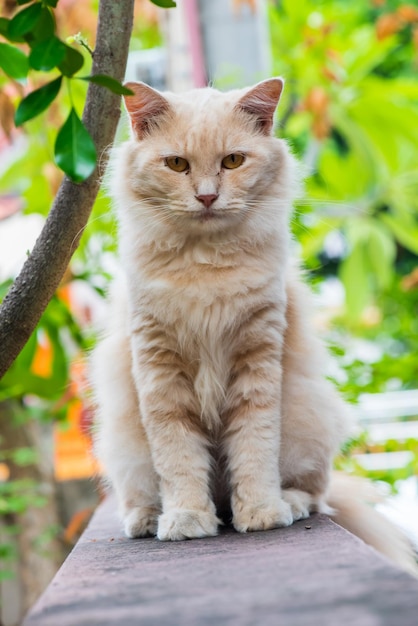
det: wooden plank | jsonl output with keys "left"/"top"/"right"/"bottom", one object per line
{"left": 24, "top": 496, "right": 418, "bottom": 626}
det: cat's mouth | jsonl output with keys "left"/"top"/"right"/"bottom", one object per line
{"left": 195, "top": 208, "right": 225, "bottom": 222}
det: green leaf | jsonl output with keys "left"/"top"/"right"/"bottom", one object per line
{"left": 0, "top": 18, "right": 26, "bottom": 43}
{"left": 44, "top": 0, "right": 59, "bottom": 6}
{"left": 54, "top": 108, "right": 97, "bottom": 182}
{"left": 0, "top": 42, "right": 29, "bottom": 79}
{"left": 381, "top": 214, "right": 418, "bottom": 255}
{"left": 0, "top": 17, "right": 9, "bottom": 37}
{"left": 340, "top": 244, "right": 370, "bottom": 320}
{"left": 0, "top": 294, "right": 78, "bottom": 402}
{"left": 17, "top": 0, "right": 36, "bottom": 5}
{"left": 8, "top": 3, "right": 42, "bottom": 38}
{"left": 15, "top": 76, "right": 62, "bottom": 126}
{"left": 12, "top": 447, "right": 38, "bottom": 467}
{"left": 149, "top": 0, "right": 176, "bottom": 7}
{"left": 58, "top": 44, "right": 84, "bottom": 76}
{"left": 29, "top": 35, "right": 66, "bottom": 71}
{"left": 26, "top": 7, "right": 56, "bottom": 46}
{"left": 80, "top": 74, "right": 134, "bottom": 95}
{"left": 16, "top": 328, "right": 38, "bottom": 372}
{"left": 366, "top": 221, "right": 395, "bottom": 290}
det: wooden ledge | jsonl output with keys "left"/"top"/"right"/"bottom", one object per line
{"left": 25, "top": 496, "right": 418, "bottom": 626}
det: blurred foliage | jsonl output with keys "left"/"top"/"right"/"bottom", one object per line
{"left": 271, "top": 1, "right": 417, "bottom": 296}
{"left": 334, "top": 430, "right": 418, "bottom": 490}
{"left": 269, "top": 0, "right": 418, "bottom": 489}
{"left": 270, "top": 0, "right": 418, "bottom": 383}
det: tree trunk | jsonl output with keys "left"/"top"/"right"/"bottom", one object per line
{"left": 0, "top": 0, "right": 135, "bottom": 379}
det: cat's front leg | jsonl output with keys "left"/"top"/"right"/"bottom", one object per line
{"left": 132, "top": 330, "right": 220, "bottom": 541}
{"left": 224, "top": 311, "right": 293, "bottom": 532}
{"left": 141, "top": 400, "right": 220, "bottom": 541}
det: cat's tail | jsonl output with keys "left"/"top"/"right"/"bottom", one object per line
{"left": 326, "top": 472, "right": 418, "bottom": 577}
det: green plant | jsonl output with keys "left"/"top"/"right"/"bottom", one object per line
{"left": 270, "top": 0, "right": 418, "bottom": 321}
{"left": 269, "top": 0, "right": 418, "bottom": 491}
{"left": 0, "top": 0, "right": 136, "bottom": 182}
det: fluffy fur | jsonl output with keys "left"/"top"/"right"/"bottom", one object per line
{"left": 91, "top": 79, "right": 416, "bottom": 575}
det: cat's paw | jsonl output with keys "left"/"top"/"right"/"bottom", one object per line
{"left": 281, "top": 489, "right": 312, "bottom": 521}
{"left": 157, "top": 509, "right": 220, "bottom": 541}
{"left": 233, "top": 498, "right": 293, "bottom": 533}
{"left": 123, "top": 507, "right": 158, "bottom": 538}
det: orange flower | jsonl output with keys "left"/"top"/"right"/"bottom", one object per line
{"left": 302, "top": 88, "right": 331, "bottom": 140}
{"left": 322, "top": 66, "right": 341, "bottom": 83}
{"left": 303, "top": 87, "right": 329, "bottom": 115}
{"left": 397, "top": 5, "right": 418, "bottom": 23}
{"left": 401, "top": 267, "right": 418, "bottom": 291}
{"left": 31, "top": 333, "right": 53, "bottom": 378}
{"left": 376, "top": 13, "right": 402, "bottom": 40}
{"left": 312, "top": 116, "right": 331, "bottom": 141}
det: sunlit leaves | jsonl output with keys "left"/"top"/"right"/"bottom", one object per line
{"left": 0, "top": 42, "right": 29, "bottom": 79}
{"left": 271, "top": 0, "right": 418, "bottom": 323}
{"left": 339, "top": 217, "right": 396, "bottom": 320}
{"left": 381, "top": 213, "right": 418, "bottom": 256}
{"left": 15, "top": 76, "right": 62, "bottom": 126}
{"left": 54, "top": 108, "right": 97, "bottom": 182}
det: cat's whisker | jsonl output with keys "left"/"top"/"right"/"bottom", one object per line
{"left": 69, "top": 211, "right": 118, "bottom": 251}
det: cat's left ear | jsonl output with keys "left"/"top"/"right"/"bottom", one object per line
{"left": 236, "top": 78, "right": 284, "bottom": 135}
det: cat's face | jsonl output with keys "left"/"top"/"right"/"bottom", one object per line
{"left": 119, "top": 79, "right": 291, "bottom": 237}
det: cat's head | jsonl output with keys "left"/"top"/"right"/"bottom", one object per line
{"left": 116, "top": 79, "right": 297, "bottom": 240}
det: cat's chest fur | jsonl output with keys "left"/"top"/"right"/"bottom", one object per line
{"left": 126, "top": 240, "right": 286, "bottom": 428}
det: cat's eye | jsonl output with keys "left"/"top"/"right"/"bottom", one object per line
{"left": 222, "top": 153, "right": 245, "bottom": 169}
{"left": 165, "top": 156, "right": 189, "bottom": 172}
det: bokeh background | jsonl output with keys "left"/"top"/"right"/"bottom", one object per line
{"left": 1, "top": 1, "right": 418, "bottom": 623}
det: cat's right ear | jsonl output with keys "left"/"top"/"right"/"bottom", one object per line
{"left": 123, "top": 82, "right": 170, "bottom": 140}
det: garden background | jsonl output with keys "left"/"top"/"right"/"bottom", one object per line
{"left": 0, "top": 0, "right": 417, "bottom": 623}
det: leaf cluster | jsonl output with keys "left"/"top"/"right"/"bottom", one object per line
{"left": 0, "top": 0, "right": 133, "bottom": 182}
{"left": 270, "top": 0, "right": 418, "bottom": 321}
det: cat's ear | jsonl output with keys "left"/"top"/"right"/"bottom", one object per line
{"left": 123, "top": 82, "right": 171, "bottom": 139}
{"left": 236, "top": 78, "right": 284, "bottom": 135}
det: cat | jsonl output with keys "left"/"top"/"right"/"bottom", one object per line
{"left": 90, "top": 78, "right": 417, "bottom": 575}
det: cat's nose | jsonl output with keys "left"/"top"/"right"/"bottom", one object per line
{"left": 195, "top": 194, "right": 219, "bottom": 208}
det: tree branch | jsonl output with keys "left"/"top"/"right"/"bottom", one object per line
{"left": 0, "top": 0, "right": 135, "bottom": 379}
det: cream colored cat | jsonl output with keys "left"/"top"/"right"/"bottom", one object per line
{"left": 91, "top": 78, "right": 416, "bottom": 574}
